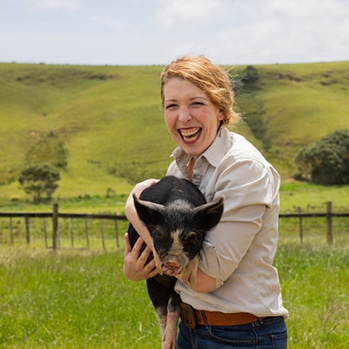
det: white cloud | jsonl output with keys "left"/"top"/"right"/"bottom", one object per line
{"left": 156, "top": 0, "right": 224, "bottom": 28}
{"left": 33, "top": 0, "right": 81, "bottom": 11}
{"left": 2, "top": 0, "right": 348, "bottom": 65}
{"left": 203, "top": 0, "right": 349, "bottom": 64}
{"left": 90, "top": 15, "right": 133, "bottom": 32}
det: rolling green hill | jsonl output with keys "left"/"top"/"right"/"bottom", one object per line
{"left": 1, "top": 61, "right": 349, "bottom": 201}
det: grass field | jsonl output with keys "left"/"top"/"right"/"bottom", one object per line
{"left": 0, "top": 61, "right": 349, "bottom": 348}
{"left": 0, "top": 243, "right": 348, "bottom": 349}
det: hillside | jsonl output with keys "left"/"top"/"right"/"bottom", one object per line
{"left": 1, "top": 61, "right": 349, "bottom": 200}
{"left": 250, "top": 62, "right": 349, "bottom": 174}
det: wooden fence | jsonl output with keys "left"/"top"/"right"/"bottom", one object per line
{"left": 0, "top": 202, "right": 348, "bottom": 249}
{"left": 279, "top": 202, "right": 349, "bottom": 244}
{"left": 0, "top": 203, "right": 127, "bottom": 251}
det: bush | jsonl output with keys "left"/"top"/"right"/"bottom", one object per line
{"left": 242, "top": 65, "right": 260, "bottom": 85}
{"left": 295, "top": 129, "right": 349, "bottom": 184}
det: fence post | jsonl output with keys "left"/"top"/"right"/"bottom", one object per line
{"left": 52, "top": 203, "right": 59, "bottom": 251}
{"left": 43, "top": 218, "right": 47, "bottom": 248}
{"left": 100, "top": 219, "right": 106, "bottom": 251}
{"left": 326, "top": 201, "right": 333, "bottom": 245}
{"left": 25, "top": 216, "right": 30, "bottom": 244}
{"left": 69, "top": 217, "right": 74, "bottom": 248}
{"left": 298, "top": 206, "right": 303, "bottom": 244}
{"left": 84, "top": 217, "right": 90, "bottom": 249}
{"left": 10, "top": 217, "right": 14, "bottom": 244}
{"left": 114, "top": 214, "right": 119, "bottom": 248}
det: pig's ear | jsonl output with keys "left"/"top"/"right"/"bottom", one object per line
{"left": 133, "top": 194, "right": 165, "bottom": 227}
{"left": 192, "top": 197, "right": 224, "bottom": 231}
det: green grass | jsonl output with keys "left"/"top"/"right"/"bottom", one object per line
{"left": 0, "top": 244, "right": 348, "bottom": 348}
{"left": 279, "top": 182, "right": 349, "bottom": 212}
{"left": 0, "top": 248, "right": 160, "bottom": 348}
{"left": 275, "top": 244, "right": 349, "bottom": 349}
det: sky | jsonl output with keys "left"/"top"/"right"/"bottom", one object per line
{"left": 1, "top": 0, "right": 349, "bottom": 66}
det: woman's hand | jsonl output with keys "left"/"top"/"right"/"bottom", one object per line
{"left": 123, "top": 233, "right": 158, "bottom": 281}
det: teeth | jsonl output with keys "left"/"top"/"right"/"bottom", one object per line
{"left": 180, "top": 128, "right": 200, "bottom": 138}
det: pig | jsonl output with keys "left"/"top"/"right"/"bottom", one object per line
{"left": 127, "top": 175, "right": 224, "bottom": 349}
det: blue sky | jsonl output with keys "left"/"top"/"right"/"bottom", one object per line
{"left": 2, "top": 0, "right": 349, "bottom": 66}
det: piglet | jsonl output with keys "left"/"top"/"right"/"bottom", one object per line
{"left": 127, "top": 175, "right": 224, "bottom": 349}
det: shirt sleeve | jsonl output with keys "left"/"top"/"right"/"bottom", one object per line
{"left": 198, "top": 157, "right": 278, "bottom": 288}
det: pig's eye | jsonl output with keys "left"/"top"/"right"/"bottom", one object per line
{"left": 152, "top": 230, "right": 167, "bottom": 242}
{"left": 183, "top": 231, "right": 198, "bottom": 243}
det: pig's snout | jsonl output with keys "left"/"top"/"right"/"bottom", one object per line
{"left": 162, "top": 261, "right": 183, "bottom": 276}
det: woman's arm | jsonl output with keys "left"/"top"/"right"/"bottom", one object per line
{"left": 124, "top": 179, "right": 158, "bottom": 248}
{"left": 176, "top": 268, "right": 217, "bottom": 293}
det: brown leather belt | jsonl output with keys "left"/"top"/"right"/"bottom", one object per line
{"left": 180, "top": 303, "right": 259, "bottom": 329}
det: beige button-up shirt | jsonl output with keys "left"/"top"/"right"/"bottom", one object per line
{"left": 167, "top": 127, "right": 288, "bottom": 318}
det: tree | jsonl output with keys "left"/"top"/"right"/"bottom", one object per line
{"left": 242, "top": 65, "right": 260, "bottom": 85}
{"left": 18, "top": 164, "right": 60, "bottom": 203}
{"left": 295, "top": 129, "right": 349, "bottom": 184}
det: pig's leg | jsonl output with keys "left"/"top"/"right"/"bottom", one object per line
{"left": 146, "top": 278, "right": 173, "bottom": 347}
{"left": 162, "top": 291, "right": 180, "bottom": 349}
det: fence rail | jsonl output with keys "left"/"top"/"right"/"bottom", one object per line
{"left": 0, "top": 203, "right": 127, "bottom": 251}
{"left": 279, "top": 202, "right": 349, "bottom": 244}
{"left": 0, "top": 202, "right": 348, "bottom": 249}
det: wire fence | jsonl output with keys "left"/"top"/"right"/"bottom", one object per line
{"left": 0, "top": 202, "right": 348, "bottom": 250}
{"left": 0, "top": 205, "right": 129, "bottom": 251}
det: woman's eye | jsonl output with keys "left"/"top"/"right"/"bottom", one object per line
{"left": 165, "top": 104, "right": 177, "bottom": 109}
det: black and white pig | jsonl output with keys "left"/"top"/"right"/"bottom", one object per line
{"left": 127, "top": 175, "right": 224, "bottom": 349}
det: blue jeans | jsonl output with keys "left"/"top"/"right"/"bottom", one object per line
{"left": 177, "top": 316, "right": 287, "bottom": 349}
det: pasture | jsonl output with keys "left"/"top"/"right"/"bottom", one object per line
{"left": 0, "top": 243, "right": 348, "bottom": 349}
{"left": 0, "top": 184, "right": 348, "bottom": 348}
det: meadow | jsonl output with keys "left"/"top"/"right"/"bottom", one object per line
{"left": 0, "top": 242, "right": 348, "bottom": 349}
{"left": 0, "top": 61, "right": 349, "bottom": 348}
{"left": 0, "top": 183, "right": 348, "bottom": 348}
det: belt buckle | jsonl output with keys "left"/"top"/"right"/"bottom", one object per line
{"left": 179, "top": 303, "right": 197, "bottom": 329}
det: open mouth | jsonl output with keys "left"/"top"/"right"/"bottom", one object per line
{"left": 179, "top": 128, "right": 202, "bottom": 144}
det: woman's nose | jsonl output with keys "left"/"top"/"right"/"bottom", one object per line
{"left": 178, "top": 106, "right": 192, "bottom": 122}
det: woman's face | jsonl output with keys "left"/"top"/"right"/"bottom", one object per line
{"left": 163, "top": 77, "right": 224, "bottom": 159}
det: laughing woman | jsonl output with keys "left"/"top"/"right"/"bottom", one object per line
{"left": 123, "top": 55, "right": 288, "bottom": 349}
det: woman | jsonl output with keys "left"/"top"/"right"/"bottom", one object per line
{"left": 123, "top": 56, "right": 288, "bottom": 349}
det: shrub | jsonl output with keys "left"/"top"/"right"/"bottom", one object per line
{"left": 295, "top": 129, "right": 349, "bottom": 184}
